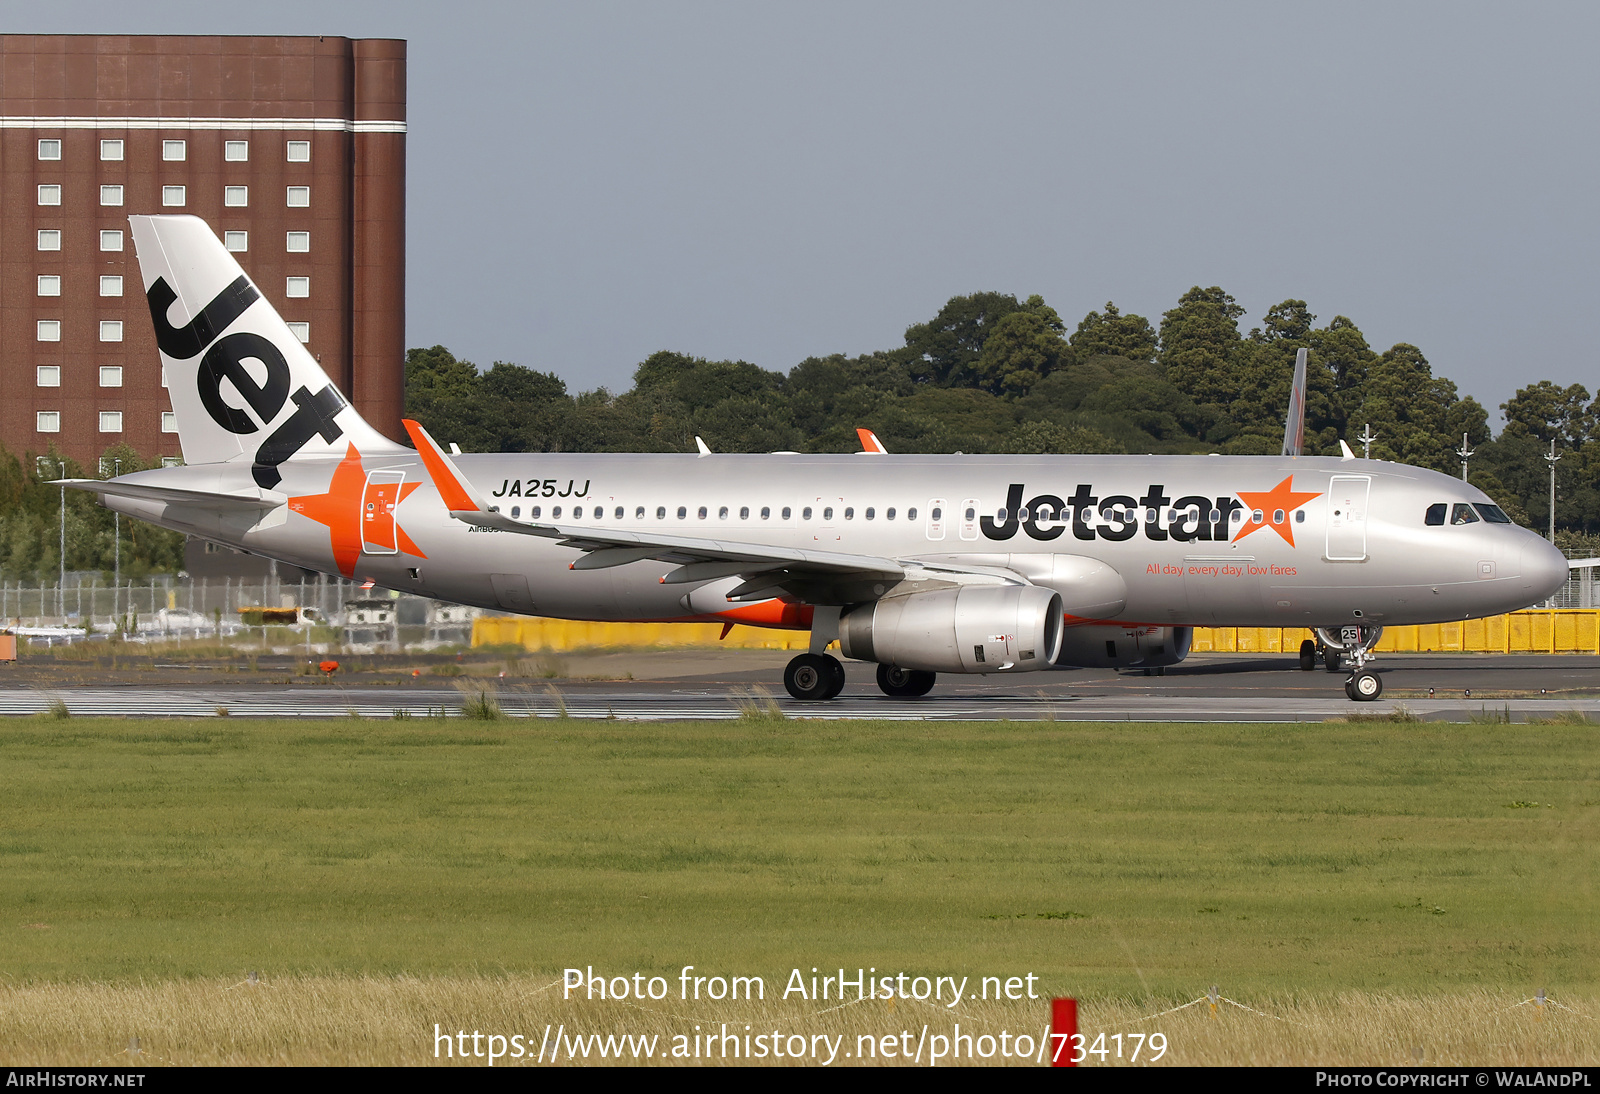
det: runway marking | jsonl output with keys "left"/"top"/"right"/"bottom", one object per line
{"left": 3, "top": 686, "right": 1598, "bottom": 722}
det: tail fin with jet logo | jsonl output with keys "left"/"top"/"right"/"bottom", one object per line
{"left": 131, "top": 215, "right": 404, "bottom": 484}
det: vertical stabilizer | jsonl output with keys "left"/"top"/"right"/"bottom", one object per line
{"left": 1281, "top": 347, "right": 1308, "bottom": 457}
{"left": 131, "top": 215, "right": 403, "bottom": 485}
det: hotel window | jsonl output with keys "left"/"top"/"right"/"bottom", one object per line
{"left": 224, "top": 231, "right": 248, "bottom": 252}
{"left": 224, "top": 140, "right": 248, "bottom": 161}
{"left": 38, "top": 138, "right": 61, "bottom": 160}
{"left": 100, "top": 230, "right": 123, "bottom": 251}
{"left": 37, "top": 412, "right": 60, "bottom": 433}
{"left": 162, "top": 185, "right": 186, "bottom": 206}
{"left": 37, "top": 366, "right": 60, "bottom": 387}
{"left": 286, "top": 276, "right": 310, "bottom": 298}
{"left": 286, "top": 231, "right": 310, "bottom": 252}
{"left": 37, "top": 320, "right": 61, "bottom": 342}
{"left": 286, "top": 322, "right": 309, "bottom": 343}
{"left": 224, "top": 185, "right": 248, "bottom": 207}
{"left": 100, "top": 139, "right": 124, "bottom": 161}
{"left": 99, "top": 411, "right": 123, "bottom": 434}
{"left": 286, "top": 186, "right": 310, "bottom": 207}
{"left": 163, "top": 140, "right": 186, "bottom": 161}
{"left": 100, "top": 184, "right": 124, "bottom": 206}
{"left": 39, "top": 230, "right": 62, "bottom": 251}
{"left": 38, "top": 275, "right": 61, "bottom": 297}
{"left": 287, "top": 140, "right": 310, "bottom": 162}
{"left": 162, "top": 412, "right": 178, "bottom": 433}
{"left": 37, "top": 184, "right": 61, "bottom": 205}
{"left": 99, "top": 366, "right": 123, "bottom": 388}
{"left": 100, "top": 321, "right": 123, "bottom": 342}
{"left": 100, "top": 275, "right": 122, "bottom": 297}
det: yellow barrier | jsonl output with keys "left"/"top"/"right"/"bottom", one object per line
{"left": 1190, "top": 609, "right": 1600, "bottom": 655}
{"left": 476, "top": 609, "right": 1600, "bottom": 655}
{"left": 472, "top": 616, "right": 811, "bottom": 651}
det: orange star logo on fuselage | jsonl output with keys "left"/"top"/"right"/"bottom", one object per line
{"left": 288, "top": 443, "right": 426, "bottom": 577}
{"left": 1232, "top": 476, "right": 1322, "bottom": 547}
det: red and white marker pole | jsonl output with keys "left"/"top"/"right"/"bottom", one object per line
{"left": 1051, "top": 997, "right": 1077, "bottom": 1067}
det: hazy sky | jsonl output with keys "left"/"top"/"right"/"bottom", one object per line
{"left": 20, "top": 1, "right": 1600, "bottom": 423}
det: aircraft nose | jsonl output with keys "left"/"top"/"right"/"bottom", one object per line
{"left": 1519, "top": 538, "right": 1570, "bottom": 602}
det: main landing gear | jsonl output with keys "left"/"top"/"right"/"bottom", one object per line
{"left": 876, "top": 664, "right": 937, "bottom": 697}
{"left": 1312, "top": 624, "right": 1384, "bottom": 702}
{"left": 783, "top": 653, "right": 846, "bottom": 701}
{"left": 780, "top": 657, "right": 939, "bottom": 700}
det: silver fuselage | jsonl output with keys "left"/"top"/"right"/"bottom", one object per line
{"left": 104, "top": 452, "right": 1570, "bottom": 631}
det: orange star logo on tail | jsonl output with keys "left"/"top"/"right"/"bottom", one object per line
{"left": 288, "top": 444, "right": 427, "bottom": 577}
{"left": 1232, "top": 476, "right": 1322, "bottom": 546}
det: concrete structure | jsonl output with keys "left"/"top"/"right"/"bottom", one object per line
{"left": 1, "top": 34, "right": 406, "bottom": 466}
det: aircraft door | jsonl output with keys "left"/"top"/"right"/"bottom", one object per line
{"left": 1325, "top": 475, "right": 1371, "bottom": 561}
{"left": 959, "top": 497, "right": 981, "bottom": 541}
{"left": 361, "top": 471, "right": 406, "bottom": 554}
{"left": 925, "top": 498, "right": 947, "bottom": 541}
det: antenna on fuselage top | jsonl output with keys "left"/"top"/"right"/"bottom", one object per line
{"left": 1280, "top": 347, "right": 1308, "bottom": 457}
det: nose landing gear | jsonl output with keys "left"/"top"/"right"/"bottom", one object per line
{"left": 1346, "top": 670, "right": 1382, "bottom": 701}
{"left": 1315, "top": 624, "right": 1384, "bottom": 701}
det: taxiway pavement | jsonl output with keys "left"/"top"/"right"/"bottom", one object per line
{"left": 2, "top": 652, "right": 1595, "bottom": 721}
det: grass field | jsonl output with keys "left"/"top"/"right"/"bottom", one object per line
{"left": 1, "top": 715, "right": 1596, "bottom": 1064}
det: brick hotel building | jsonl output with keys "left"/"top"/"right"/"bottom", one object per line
{"left": 0, "top": 34, "right": 406, "bottom": 467}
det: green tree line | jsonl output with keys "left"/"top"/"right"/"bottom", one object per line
{"left": 3, "top": 284, "right": 1592, "bottom": 582}
{"left": 407, "top": 287, "right": 1600, "bottom": 538}
{"left": 0, "top": 444, "right": 184, "bottom": 584}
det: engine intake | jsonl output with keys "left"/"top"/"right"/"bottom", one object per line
{"left": 839, "top": 585, "right": 1064, "bottom": 674}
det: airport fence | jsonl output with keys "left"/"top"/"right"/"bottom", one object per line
{"left": 0, "top": 575, "right": 361, "bottom": 639}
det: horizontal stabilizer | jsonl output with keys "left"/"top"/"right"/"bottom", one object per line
{"left": 58, "top": 478, "right": 285, "bottom": 511}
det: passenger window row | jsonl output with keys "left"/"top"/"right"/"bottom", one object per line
{"left": 499, "top": 504, "right": 926, "bottom": 522}
{"left": 495, "top": 501, "right": 1328, "bottom": 528}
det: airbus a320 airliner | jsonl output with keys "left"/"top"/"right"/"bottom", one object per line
{"left": 65, "top": 217, "right": 1571, "bottom": 701}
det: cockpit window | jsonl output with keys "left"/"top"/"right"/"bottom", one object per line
{"left": 1425, "top": 503, "right": 1447, "bottom": 526}
{"left": 1451, "top": 503, "right": 1480, "bottom": 525}
{"left": 1475, "top": 503, "right": 1513, "bottom": 524}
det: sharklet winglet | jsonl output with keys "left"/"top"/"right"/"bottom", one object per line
{"left": 402, "top": 418, "right": 488, "bottom": 513}
{"left": 856, "top": 428, "right": 888, "bottom": 454}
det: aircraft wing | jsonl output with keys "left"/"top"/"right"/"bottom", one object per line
{"left": 57, "top": 478, "right": 286, "bottom": 511}
{"left": 402, "top": 418, "right": 1027, "bottom": 601}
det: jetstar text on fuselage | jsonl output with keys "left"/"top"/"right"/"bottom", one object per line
{"left": 978, "top": 480, "right": 1321, "bottom": 544}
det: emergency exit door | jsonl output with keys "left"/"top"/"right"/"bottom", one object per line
{"left": 361, "top": 471, "right": 407, "bottom": 554}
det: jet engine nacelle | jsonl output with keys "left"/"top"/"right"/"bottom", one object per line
{"left": 1053, "top": 624, "right": 1193, "bottom": 669}
{"left": 840, "top": 585, "right": 1065, "bottom": 674}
